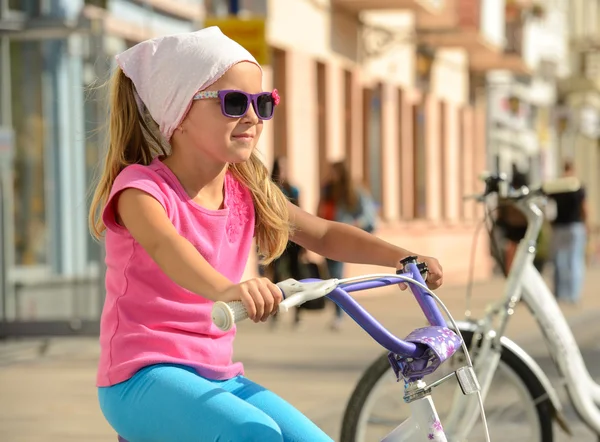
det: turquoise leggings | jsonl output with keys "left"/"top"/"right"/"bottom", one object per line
{"left": 98, "top": 364, "right": 333, "bottom": 442}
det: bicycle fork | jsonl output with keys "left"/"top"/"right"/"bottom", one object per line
{"left": 383, "top": 367, "right": 482, "bottom": 442}
{"left": 382, "top": 380, "right": 448, "bottom": 442}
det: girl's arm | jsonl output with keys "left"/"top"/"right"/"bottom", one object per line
{"left": 289, "top": 201, "right": 408, "bottom": 266}
{"left": 287, "top": 201, "right": 443, "bottom": 288}
{"left": 116, "top": 188, "right": 237, "bottom": 301}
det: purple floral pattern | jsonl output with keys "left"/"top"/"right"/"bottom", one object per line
{"left": 225, "top": 173, "right": 252, "bottom": 243}
{"left": 405, "top": 326, "right": 461, "bottom": 363}
{"left": 427, "top": 416, "right": 445, "bottom": 441}
{"left": 389, "top": 326, "right": 462, "bottom": 381}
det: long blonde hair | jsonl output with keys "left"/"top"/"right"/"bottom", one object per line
{"left": 88, "top": 67, "right": 291, "bottom": 264}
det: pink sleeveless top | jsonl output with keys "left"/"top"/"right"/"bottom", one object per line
{"left": 96, "top": 158, "right": 255, "bottom": 387}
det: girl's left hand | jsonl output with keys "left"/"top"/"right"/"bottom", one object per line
{"left": 396, "top": 255, "right": 443, "bottom": 291}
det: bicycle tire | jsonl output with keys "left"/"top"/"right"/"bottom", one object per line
{"left": 340, "top": 330, "right": 554, "bottom": 442}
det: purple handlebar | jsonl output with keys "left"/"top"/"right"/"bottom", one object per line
{"left": 297, "top": 263, "right": 447, "bottom": 359}
{"left": 398, "top": 263, "right": 447, "bottom": 327}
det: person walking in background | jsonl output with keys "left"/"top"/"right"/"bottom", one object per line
{"left": 318, "top": 161, "right": 377, "bottom": 331}
{"left": 550, "top": 160, "right": 588, "bottom": 304}
{"left": 266, "top": 156, "right": 304, "bottom": 328}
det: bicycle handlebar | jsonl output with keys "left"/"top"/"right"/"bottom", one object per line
{"left": 465, "top": 172, "right": 581, "bottom": 202}
{"left": 211, "top": 259, "right": 446, "bottom": 359}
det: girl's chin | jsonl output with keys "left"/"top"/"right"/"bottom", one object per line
{"left": 227, "top": 149, "right": 255, "bottom": 164}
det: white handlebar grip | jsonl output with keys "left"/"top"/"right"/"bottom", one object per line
{"left": 211, "top": 301, "right": 248, "bottom": 331}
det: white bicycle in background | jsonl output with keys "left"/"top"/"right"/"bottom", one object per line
{"left": 339, "top": 173, "right": 599, "bottom": 442}
{"left": 211, "top": 257, "right": 491, "bottom": 442}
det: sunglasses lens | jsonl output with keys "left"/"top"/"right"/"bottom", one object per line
{"left": 223, "top": 92, "right": 249, "bottom": 117}
{"left": 256, "top": 94, "right": 274, "bottom": 119}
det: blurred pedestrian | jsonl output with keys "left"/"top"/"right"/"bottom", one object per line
{"left": 318, "top": 161, "right": 377, "bottom": 330}
{"left": 550, "top": 160, "right": 588, "bottom": 304}
{"left": 265, "top": 156, "right": 304, "bottom": 327}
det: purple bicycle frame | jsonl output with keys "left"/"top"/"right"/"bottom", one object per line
{"left": 301, "top": 262, "right": 448, "bottom": 360}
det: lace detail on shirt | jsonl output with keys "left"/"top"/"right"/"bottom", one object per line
{"left": 226, "top": 174, "right": 252, "bottom": 243}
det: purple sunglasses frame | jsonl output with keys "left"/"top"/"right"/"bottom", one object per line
{"left": 193, "top": 89, "right": 277, "bottom": 120}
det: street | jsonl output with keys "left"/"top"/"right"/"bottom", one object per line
{"left": 1, "top": 271, "right": 600, "bottom": 441}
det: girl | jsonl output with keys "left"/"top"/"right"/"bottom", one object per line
{"left": 89, "top": 27, "right": 443, "bottom": 442}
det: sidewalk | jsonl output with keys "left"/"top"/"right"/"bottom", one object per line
{"left": 1, "top": 268, "right": 600, "bottom": 441}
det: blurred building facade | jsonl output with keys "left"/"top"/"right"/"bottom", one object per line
{"left": 558, "top": 0, "right": 600, "bottom": 230}
{"left": 0, "top": 0, "right": 542, "bottom": 332}
{"left": 486, "top": 0, "right": 569, "bottom": 187}
{"left": 0, "top": 0, "right": 204, "bottom": 331}
{"left": 243, "top": 0, "right": 536, "bottom": 284}
{"left": 486, "top": 0, "right": 600, "bottom": 261}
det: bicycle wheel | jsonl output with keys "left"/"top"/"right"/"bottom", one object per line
{"left": 340, "top": 329, "right": 554, "bottom": 442}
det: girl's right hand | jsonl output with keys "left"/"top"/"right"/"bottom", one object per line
{"left": 221, "top": 278, "right": 283, "bottom": 322}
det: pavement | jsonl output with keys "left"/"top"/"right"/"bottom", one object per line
{"left": 1, "top": 268, "right": 600, "bottom": 441}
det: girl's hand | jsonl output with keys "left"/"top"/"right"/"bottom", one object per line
{"left": 221, "top": 278, "right": 283, "bottom": 322}
{"left": 396, "top": 256, "right": 443, "bottom": 291}
{"left": 420, "top": 255, "right": 443, "bottom": 289}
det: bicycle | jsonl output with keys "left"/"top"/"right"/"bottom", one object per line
{"left": 210, "top": 257, "right": 491, "bottom": 441}
{"left": 339, "top": 173, "right": 594, "bottom": 441}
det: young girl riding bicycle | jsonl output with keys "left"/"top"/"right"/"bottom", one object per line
{"left": 89, "top": 27, "right": 444, "bottom": 442}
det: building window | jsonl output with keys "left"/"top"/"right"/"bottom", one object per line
{"left": 8, "top": 0, "right": 28, "bottom": 12}
{"left": 272, "top": 48, "right": 287, "bottom": 159}
{"left": 316, "top": 61, "right": 327, "bottom": 184}
{"left": 363, "top": 84, "right": 382, "bottom": 209}
{"left": 84, "top": 0, "right": 108, "bottom": 8}
{"left": 343, "top": 69, "right": 353, "bottom": 170}
{"left": 439, "top": 101, "right": 447, "bottom": 219}
{"left": 10, "top": 41, "right": 47, "bottom": 266}
{"left": 413, "top": 101, "right": 426, "bottom": 218}
{"left": 11, "top": 0, "right": 41, "bottom": 16}
{"left": 458, "top": 107, "right": 465, "bottom": 219}
{"left": 398, "top": 88, "right": 404, "bottom": 219}
{"left": 83, "top": 60, "right": 104, "bottom": 266}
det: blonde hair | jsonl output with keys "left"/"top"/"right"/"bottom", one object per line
{"left": 88, "top": 67, "right": 291, "bottom": 264}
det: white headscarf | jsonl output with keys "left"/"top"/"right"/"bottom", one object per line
{"left": 115, "top": 26, "right": 261, "bottom": 140}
